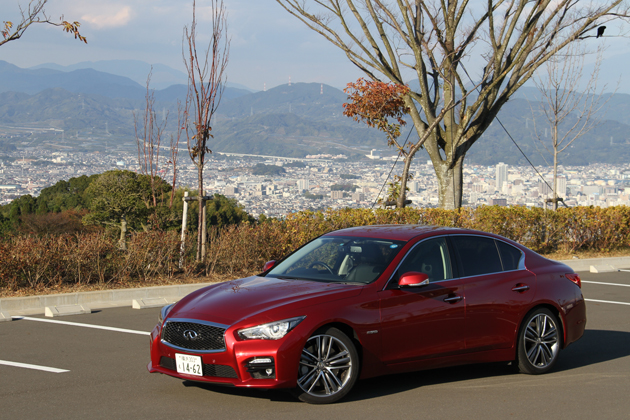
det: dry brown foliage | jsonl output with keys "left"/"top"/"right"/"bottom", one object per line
{"left": 3, "top": 206, "right": 630, "bottom": 296}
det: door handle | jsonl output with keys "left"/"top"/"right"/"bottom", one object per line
{"left": 512, "top": 285, "right": 530, "bottom": 292}
{"left": 443, "top": 295, "right": 463, "bottom": 303}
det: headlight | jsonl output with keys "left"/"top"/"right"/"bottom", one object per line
{"left": 237, "top": 316, "right": 306, "bottom": 340}
{"left": 158, "top": 303, "right": 175, "bottom": 324}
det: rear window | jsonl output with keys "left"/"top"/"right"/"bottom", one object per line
{"left": 496, "top": 241, "right": 523, "bottom": 271}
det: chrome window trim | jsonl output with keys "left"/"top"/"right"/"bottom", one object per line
{"left": 161, "top": 318, "right": 229, "bottom": 354}
{"left": 384, "top": 234, "right": 527, "bottom": 290}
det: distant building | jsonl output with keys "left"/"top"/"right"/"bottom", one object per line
{"left": 297, "top": 179, "right": 309, "bottom": 191}
{"left": 495, "top": 162, "right": 508, "bottom": 191}
{"left": 540, "top": 177, "right": 567, "bottom": 198}
{"left": 224, "top": 186, "right": 239, "bottom": 196}
{"left": 331, "top": 191, "right": 344, "bottom": 199}
{"left": 366, "top": 149, "right": 380, "bottom": 160}
{"left": 489, "top": 198, "right": 507, "bottom": 206}
{"left": 351, "top": 192, "right": 365, "bottom": 202}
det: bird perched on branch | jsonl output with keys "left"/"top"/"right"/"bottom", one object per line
{"left": 597, "top": 26, "right": 606, "bottom": 38}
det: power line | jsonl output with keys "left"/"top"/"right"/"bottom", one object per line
{"left": 371, "top": 126, "right": 415, "bottom": 209}
{"left": 459, "top": 63, "right": 568, "bottom": 208}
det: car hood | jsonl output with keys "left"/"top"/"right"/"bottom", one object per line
{"left": 169, "top": 276, "right": 363, "bottom": 326}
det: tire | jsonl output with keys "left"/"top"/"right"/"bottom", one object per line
{"left": 293, "top": 327, "right": 359, "bottom": 404}
{"left": 517, "top": 308, "right": 562, "bottom": 375}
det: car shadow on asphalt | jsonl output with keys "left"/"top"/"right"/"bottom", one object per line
{"left": 182, "top": 329, "right": 630, "bottom": 403}
{"left": 554, "top": 329, "right": 630, "bottom": 372}
{"left": 182, "top": 381, "right": 298, "bottom": 403}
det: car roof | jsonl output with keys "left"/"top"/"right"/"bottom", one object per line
{"left": 323, "top": 224, "right": 460, "bottom": 241}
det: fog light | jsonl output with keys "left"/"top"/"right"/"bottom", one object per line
{"left": 245, "top": 357, "right": 275, "bottom": 379}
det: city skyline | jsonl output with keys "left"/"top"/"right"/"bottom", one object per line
{"left": 2, "top": 148, "right": 630, "bottom": 215}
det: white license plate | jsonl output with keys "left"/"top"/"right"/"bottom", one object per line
{"left": 175, "top": 353, "right": 203, "bottom": 376}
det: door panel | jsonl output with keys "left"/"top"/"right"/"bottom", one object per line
{"left": 379, "top": 282, "right": 466, "bottom": 363}
{"left": 463, "top": 270, "right": 535, "bottom": 351}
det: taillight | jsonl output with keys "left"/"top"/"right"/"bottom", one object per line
{"left": 566, "top": 273, "right": 582, "bottom": 288}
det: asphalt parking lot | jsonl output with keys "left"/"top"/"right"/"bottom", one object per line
{"left": 1, "top": 271, "right": 629, "bottom": 420}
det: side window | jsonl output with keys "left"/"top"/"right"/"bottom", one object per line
{"left": 451, "top": 236, "right": 502, "bottom": 277}
{"left": 496, "top": 241, "right": 523, "bottom": 271}
{"left": 397, "top": 237, "right": 453, "bottom": 282}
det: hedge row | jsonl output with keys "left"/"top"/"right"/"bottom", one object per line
{"left": 2, "top": 206, "right": 630, "bottom": 292}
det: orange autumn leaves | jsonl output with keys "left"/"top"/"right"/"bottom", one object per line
{"left": 342, "top": 78, "right": 410, "bottom": 146}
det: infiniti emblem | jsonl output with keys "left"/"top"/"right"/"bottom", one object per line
{"left": 183, "top": 330, "right": 200, "bottom": 341}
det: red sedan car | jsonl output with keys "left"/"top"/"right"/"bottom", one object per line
{"left": 148, "top": 225, "right": 586, "bottom": 404}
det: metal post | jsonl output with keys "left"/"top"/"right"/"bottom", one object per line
{"left": 179, "top": 192, "right": 189, "bottom": 269}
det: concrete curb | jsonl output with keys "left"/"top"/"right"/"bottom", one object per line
{"left": 0, "top": 283, "right": 212, "bottom": 317}
{"left": 2, "top": 256, "right": 630, "bottom": 318}
{"left": 559, "top": 256, "right": 630, "bottom": 272}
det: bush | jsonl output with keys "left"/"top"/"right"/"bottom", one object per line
{"left": 3, "top": 205, "right": 630, "bottom": 294}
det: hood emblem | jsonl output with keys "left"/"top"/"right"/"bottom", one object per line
{"left": 183, "top": 330, "right": 200, "bottom": 341}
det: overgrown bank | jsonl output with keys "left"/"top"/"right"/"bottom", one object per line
{"left": 2, "top": 206, "right": 629, "bottom": 296}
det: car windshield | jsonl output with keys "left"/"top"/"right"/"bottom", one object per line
{"left": 266, "top": 236, "right": 406, "bottom": 284}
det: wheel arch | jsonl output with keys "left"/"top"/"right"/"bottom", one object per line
{"left": 519, "top": 303, "right": 566, "bottom": 348}
{"left": 313, "top": 322, "right": 364, "bottom": 368}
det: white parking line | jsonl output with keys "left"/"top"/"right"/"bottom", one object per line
{"left": 582, "top": 280, "right": 630, "bottom": 287}
{"left": 585, "top": 298, "right": 630, "bottom": 306}
{"left": 12, "top": 316, "right": 150, "bottom": 336}
{"left": 0, "top": 360, "right": 69, "bottom": 373}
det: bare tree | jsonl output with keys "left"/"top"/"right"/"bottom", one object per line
{"left": 1, "top": 0, "right": 86, "bottom": 47}
{"left": 531, "top": 45, "right": 612, "bottom": 210}
{"left": 276, "top": 0, "right": 630, "bottom": 209}
{"left": 168, "top": 102, "right": 184, "bottom": 208}
{"left": 135, "top": 69, "right": 169, "bottom": 211}
{"left": 182, "top": 0, "right": 229, "bottom": 262}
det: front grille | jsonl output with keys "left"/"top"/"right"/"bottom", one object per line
{"left": 159, "top": 356, "right": 238, "bottom": 379}
{"left": 162, "top": 321, "right": 226, "bottom": 351}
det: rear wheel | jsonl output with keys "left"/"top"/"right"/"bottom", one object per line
{"left": 293, "top": 327, "right": 359, "bottom": 404}
{"left": 517, "top": 308, "right": 561, "bottom": 374}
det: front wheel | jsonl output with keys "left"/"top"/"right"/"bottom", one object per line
{"left": 517, "top": 308, "right": 562, "bottom": 374}
{"left": 293, "top": 327, "right": 359, "bottom": 404}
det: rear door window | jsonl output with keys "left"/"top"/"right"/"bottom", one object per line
{"left": 451, "top": 236, "right": 502, "bottom": 277}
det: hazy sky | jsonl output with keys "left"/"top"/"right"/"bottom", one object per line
{"left": 0, "top": 0, "right": 366, "bottom": 90}
{"left": 1, "top": 0, "right": 629, "bottom": 92}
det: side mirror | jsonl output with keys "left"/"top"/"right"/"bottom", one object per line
{"left": 262, "top": 260, "right": 276, "bottom": 272}
{"left": 399, "top": 272, "right": 430, "bottom": 288}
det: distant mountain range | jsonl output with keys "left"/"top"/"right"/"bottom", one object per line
{"left": 28, "top": 60, "right": 256, "bottom": 92}
{"left": 1, "top": 59, "right": 630, "bottom": 165}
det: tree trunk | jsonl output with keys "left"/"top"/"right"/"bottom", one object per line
{"left": 435, "top": 156, "right": 465, "bottom": 210}
{"left": 397, "top": 155, "right": 413, "bottom": 208}
{"left": 553, "top": 124, "right": 559, "bottom": 211}
{"left": 196, "top": 164, "right": 205, "bottom": 262}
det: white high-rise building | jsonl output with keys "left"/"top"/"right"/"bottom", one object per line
{"left": 297, "top": 179, "right": 309, "bottom": 191}
{"left": 495, "top": 162, "right": 508, "bottom": 192}
{"left": 541, "top": 177, "right": 567, "bottom": 198}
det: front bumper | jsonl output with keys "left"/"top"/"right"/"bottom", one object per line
{"left": 147, "top": 323, "right": 303, "bottom": 389}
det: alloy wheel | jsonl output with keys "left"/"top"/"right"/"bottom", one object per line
{"left": 298, "top": 334, "right": 353, "bottom": 398}
{"left": 523, "top": 312, "right": 560, "bottom": 369}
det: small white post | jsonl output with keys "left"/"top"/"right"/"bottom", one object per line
{"left": 179, "top": 191, "right": 189, "bottom": 269}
